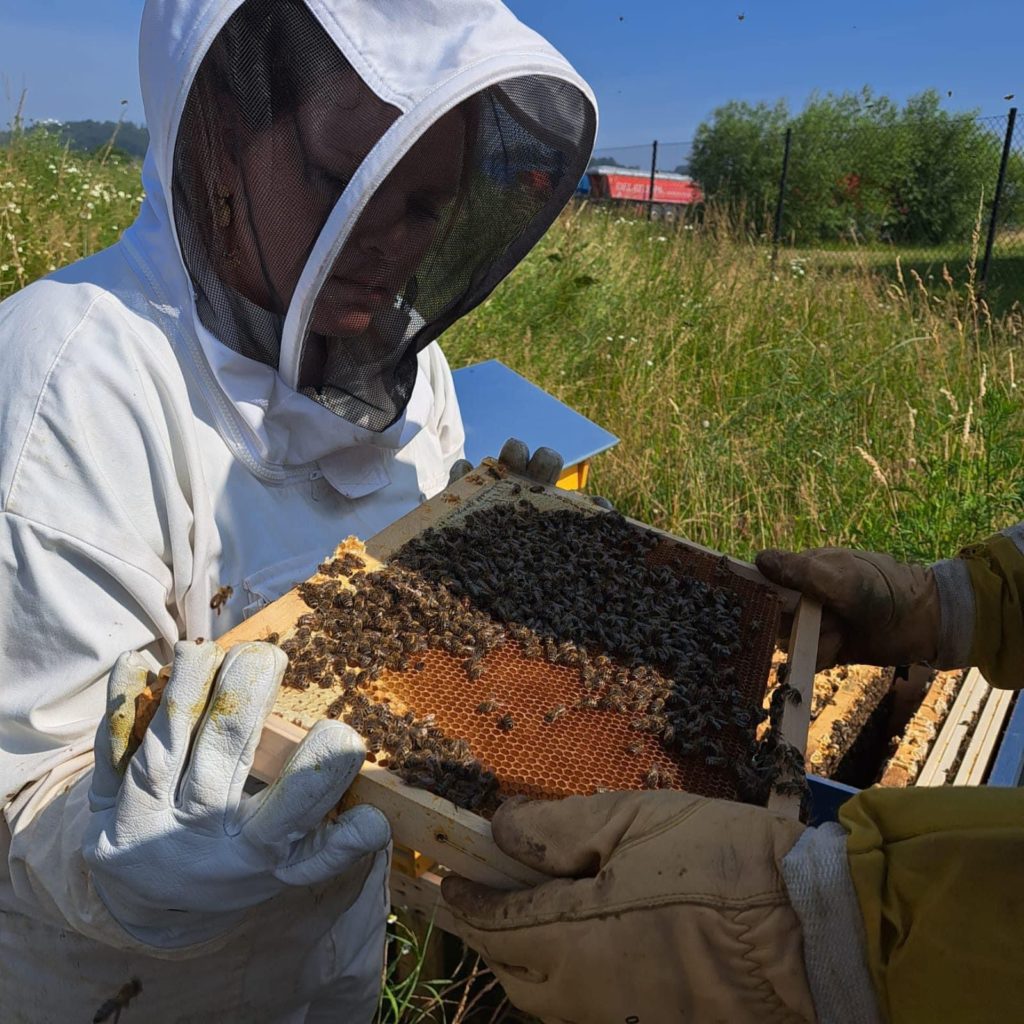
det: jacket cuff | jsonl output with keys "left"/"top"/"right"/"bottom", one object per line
{"left": 930, "top": 557, "right": 974, "bottom": 668}
{"left": 780, "top": 823, "right": 882, "bottom": 1024}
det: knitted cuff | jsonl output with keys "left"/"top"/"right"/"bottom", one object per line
{"left": 781, "top": 823, "right": 882, "bottom": 1024}
{"left": 930, "top": 557, "right": 974, "bottom": 668}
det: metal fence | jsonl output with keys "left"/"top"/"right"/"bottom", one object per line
{"left": 585, "top": 110, "right": 1024, "bottom": 290}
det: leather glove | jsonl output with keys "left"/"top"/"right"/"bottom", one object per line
{"left": 441, "top": 791, "right": 816, "bottom": 1024}
{"left": 446, "top": 438, "right": 567, "bottom": 487}
{"left": 756, "top": 547, "right": 941, "bottom": 670}
{"left": 497, "top": 437, "right": 564, "bottom": 484}
{"left": 84, "top": 640, "right": 391, "bottom": 948}
{"left": 449, "top": 439, "right": 614, "bottom": 508}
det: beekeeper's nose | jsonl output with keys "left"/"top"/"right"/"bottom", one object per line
{"left": 353, "top": 198, "right": 409, "bottom": 261}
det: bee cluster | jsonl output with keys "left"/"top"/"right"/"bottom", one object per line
{"left": 278, "top": 499, "right": 805, "bottom": 812}
{"left": 281, "top": 550, "right": 504, "bottom": 813}
{"left": 395, "top": 501, "right": 803, "bottom": 803}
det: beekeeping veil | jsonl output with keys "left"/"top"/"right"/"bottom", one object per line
{"left": 158, "top": 0, "right": 596, "bottom": 434}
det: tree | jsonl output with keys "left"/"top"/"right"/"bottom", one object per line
{"left": 688, "top": 99, "right": 789, "bottom": 234}
{"left": 689, "top": 88, "right": 1024, "bottom": 246}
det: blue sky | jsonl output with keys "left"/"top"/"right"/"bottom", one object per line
{"left": 1, "top": 1, "right": 1021, "bottom": 149}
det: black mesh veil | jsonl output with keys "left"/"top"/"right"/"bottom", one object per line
{"left": 173, "top": 0, "right": 595, "bottom": 432}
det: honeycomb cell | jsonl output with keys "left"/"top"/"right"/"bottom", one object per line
{"left": 273, "top": 485, "right": 789, "bottom": 815}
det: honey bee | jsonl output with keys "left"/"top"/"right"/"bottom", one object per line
{"left": 476, "top": 700, "right": 500, "bottom": 714}
{"left": 642, "top": 766, "right": 662, "bottom": 789}
{"left": 92, "top": 977, "right": 142, "bottom": 1023}
{"left": 497, "top": 713, "right": 515, "bottom": 732}
{"left": 543, "top": 705, "right": 567, "bottom": 724}
{"left": 209, "top": 585, "right": 233, "bottom": 615}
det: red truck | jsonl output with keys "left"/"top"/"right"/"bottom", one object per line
{"left": 582, "top": 165, "right": 704, "bottom": 219}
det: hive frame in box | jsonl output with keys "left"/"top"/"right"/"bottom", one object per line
{"left": 216, "top": 460, "right": 820, "bottom": 924}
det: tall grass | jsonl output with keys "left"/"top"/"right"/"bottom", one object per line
{"left": 443, "top": 204, "right": 1024, "bottom": 563}
{"left": 0, "top": 123, "right": 142, "bottom": 298}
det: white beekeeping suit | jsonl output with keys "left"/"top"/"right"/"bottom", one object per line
{"left": 0, "top": 0, "right": 596, "bottom": 1019}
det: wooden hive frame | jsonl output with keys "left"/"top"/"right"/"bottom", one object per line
{"left": 212, "top": 460, "right": 820, "bottom": 925}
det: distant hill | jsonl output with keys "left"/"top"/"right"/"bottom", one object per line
{"left": 1, "top": 119, "right": 150, "bottom": 159}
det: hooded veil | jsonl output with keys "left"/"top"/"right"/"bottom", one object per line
{"left": 168, "top": 0, "right": 596, "bottom": 433}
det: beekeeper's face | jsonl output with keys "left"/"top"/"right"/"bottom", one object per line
{"left": 172, "top": 0, "right": 593, "bottom": 431}
{"left": 221, "top": 83, "right": 465, "bottom": 338}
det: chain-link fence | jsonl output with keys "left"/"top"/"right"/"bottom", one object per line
{"left": 581, "top": 111, "right": 1023, "bottom": 291}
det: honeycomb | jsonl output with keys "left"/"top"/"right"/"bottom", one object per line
{"left": 274, "top": 479, "right": 790, "bottom": 813}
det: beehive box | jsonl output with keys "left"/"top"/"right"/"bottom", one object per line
{"left": 209, "top": 460, "right": 820, "bottom": 918}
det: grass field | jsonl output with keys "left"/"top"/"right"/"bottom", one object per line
{"left": 5, "top": 125, "right": 1024, "bottom": 1019}
{"left": 443, "top": 204, "right": 1024, "bottom": 564}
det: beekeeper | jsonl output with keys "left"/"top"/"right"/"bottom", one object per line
{"left": 442, "top": 541, "right": 1024, "bottom": 1023}
{"left": 0, "top": 0, "right": 596, "bottom": 1019}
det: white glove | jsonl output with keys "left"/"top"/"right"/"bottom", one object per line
{"left": 84, "top": 640, "right": 390, "bottom": 948}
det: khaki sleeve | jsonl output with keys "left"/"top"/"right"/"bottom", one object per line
{"left": 959, "top": 532, "right": 1024, "bottom": 688}
{"left": 840, "top": 786, "right": 1024, "bottom": 1023}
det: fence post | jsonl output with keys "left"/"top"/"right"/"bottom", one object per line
{"left": 771, "top": 128, "right": 793, "bottom": 263}
{"left": 980, "top": 107, "right": 1017, "bottom": 290}
{"left": 647, "top": 140, "right": 658, "bottom": 221}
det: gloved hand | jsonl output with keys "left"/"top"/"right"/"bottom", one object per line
{"left": 756, "top": 547, "right": 940, "bottom": 670}
{"left": 84, "top": 640, "right": 390, "bottom": 948}
{"left": 496, "top": 438, "right": 614, "bottom": 508}
{"left": 449, "top": 439, "right": 613, "bottom": 508}
{"left": 441, "top": 791, "right": 816, "bottom": 1024}
{"left": 496, "top": 437, "right": 564, "bottom": 484}
{"left": 447, "top": 437, "right": 565, "bottom": 488}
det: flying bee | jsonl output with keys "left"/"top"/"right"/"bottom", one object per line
{"left": 92, "top": 976, "right": 142, "bottom": 1023}
{"left": 543, "top": 705, "right": 567, "bottom": 724}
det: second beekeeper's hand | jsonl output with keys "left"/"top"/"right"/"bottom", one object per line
{"left": 441, "top": 791, "right": 816, "bottom": 1024}
{"left": 756, "top": 547, "right": 941, "bottom": 670}
{"left": 84, "top": 640, "right": 390, "bottom": 948}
